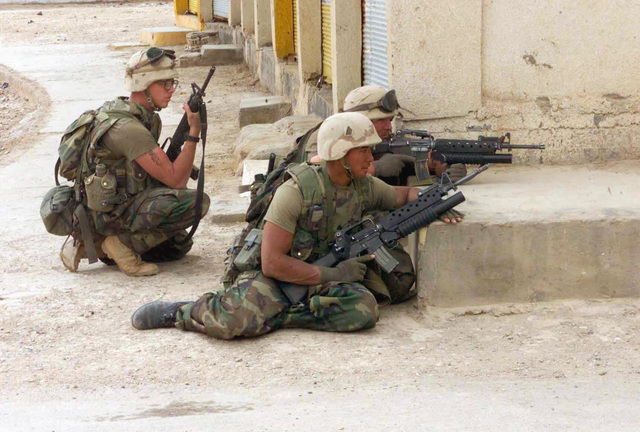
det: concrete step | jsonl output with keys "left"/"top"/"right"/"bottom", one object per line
{"left": 412, "top": 161, "right": 640, "bottom": 308}
{"left": 238, "top": 95, "right": 292, "bottom": 128}
{"left": 179, "top": 44, "right": 243, "bottom": 67}
{"left": 140, "top": 26, "right": 193, "bottom": 47}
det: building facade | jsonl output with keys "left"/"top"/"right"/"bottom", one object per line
{"left": 200, "top": 0, "right": 640, "bottom": 164}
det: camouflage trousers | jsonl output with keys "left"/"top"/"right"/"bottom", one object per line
{"left": 175, "top": 270, "right": 379, "bottom": 340}
{"left": 93, "top": 187, "right": 210, "bottom": 258}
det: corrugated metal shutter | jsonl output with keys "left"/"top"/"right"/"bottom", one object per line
{"left": 213, "top": 0, "right": 229, "bottom": 19}
{"left": 188, "top": 0, "right": 198, "bottom": 15}
{"left": 292, "top": 0, "right": 298, "bottom": 55}
{"left": 321, "top": 0, "right": 332, "bottom": 84}
{"left": 362, "top": 0, "right": 389, "bottom": 88}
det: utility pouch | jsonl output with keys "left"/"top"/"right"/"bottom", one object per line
{"left": 221, "top": 234, "right": 243, "bottom": 288}
{"left": 125, "top": 161, "right": 148, "bottom": 195}
{"left": 85, "top": 164, "right": 117, "bottom": 212}
{"left": 233, "top": 228, "right": 263, "bottom": 272}
{"left": 40, "top": 185, "right": 76, "bottom": 236}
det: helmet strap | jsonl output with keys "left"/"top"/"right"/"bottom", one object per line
{"left": 341, "top": 158, "right": 354, "bottom": 181}
{"left": 144, "top": 90, "right": 161, "bottom": 112}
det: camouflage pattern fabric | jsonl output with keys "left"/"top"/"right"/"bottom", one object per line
{"left": 93, "top": 187, "right": 210, "bottom": 255}
{"left": 176, "top": 270, "right": 378, "bottom": 340}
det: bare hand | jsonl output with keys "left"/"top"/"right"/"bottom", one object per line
{"left": 183, "top": 103, "right": 201, "bottom": 136}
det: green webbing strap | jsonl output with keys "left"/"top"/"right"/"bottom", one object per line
{"left": 178, "top": 103, "right": 207, "bottom": 244}
{"left": 74, "top": 204, "right": 98, "bottom": 264}
{"left": 320, "top": 162, "right": 335, "bottom": 243}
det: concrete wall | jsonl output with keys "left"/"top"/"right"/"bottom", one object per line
{"left": 389, "top": 0, "right": 640, "bottom": 165}
{"left": 229, "top": 0, "right": 241, "bottom": 26}
{"left": 240, "top": 0, "right": 255, "bottom": 34}
{"left": 331, "top": 0, "right": 361, "bottom": 113}
{"left": 255, "top": 0, "right": 272, "bottom": 47}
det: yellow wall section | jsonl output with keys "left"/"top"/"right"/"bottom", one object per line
{"left": 292, "top": 0, "right": 298, "bottom": 55}
{"left": 174, "top": 0, "right": 204, "bottom": 30}
{"left": 273, "top": 0, "right": 295, "bottom": 58}
{"left": 321, "top": 1, "right": 332, "bottom": 83}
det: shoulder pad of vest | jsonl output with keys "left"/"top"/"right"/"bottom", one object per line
{"left": 286, "top": 163, "right": 325, "bottom": 203}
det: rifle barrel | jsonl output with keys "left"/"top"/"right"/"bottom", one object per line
{"left": 502, "top": 144, "right": 546, "bottom": 149}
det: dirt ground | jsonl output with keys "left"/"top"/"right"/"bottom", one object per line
{"left": 1, "top": 2, "right": 639, "bottom": 429}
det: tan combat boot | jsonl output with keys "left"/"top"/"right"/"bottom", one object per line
{"left": 101, "top": 235, "right": 159, "bottom": 277}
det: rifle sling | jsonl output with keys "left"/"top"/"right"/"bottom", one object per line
{"left": 179, "top": 104, "right": 207, "bottom": 245}
{"left": 74, "top": 204, "right": 98, "bottom": 264}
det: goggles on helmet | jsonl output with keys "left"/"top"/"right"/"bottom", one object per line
{"left": 343, "top": 89, "right": 400, "bottom": 114}
{"left": 126, "top": 48, "right": 177, "bottom": 75}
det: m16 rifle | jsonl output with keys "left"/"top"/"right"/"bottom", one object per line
{"left": 163, "top": 66, "right": 215, "bottom": 243}
{"left": 280, "top": 164, "right": 490, "bottom": 304}
{"left": 373, "top": 129, "right": 545, "bottom": 182}
{"left": 163, "top": 66, "right": 216, "bottom": 180}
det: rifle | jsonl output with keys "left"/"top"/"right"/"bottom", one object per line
{"left": 163, "top": 66, "right": 216, "bottom": 180}
{"left": 373, "top": 129, "right": 545, "bottom": 182}
{"left": 280, "top": 164, "right": 490, "bottom": 304}
{"left": 164, "top": 66, "right": 215, "bottom": 244}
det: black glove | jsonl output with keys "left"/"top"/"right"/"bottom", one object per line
{"left": 445, "top": 164, "right": 467, "bottom": 182}
{"left": 319, "top": 255, "right": 375, "bottom": 283}
{"left": 439, "top": 209, "right": 464, "bottom": 223}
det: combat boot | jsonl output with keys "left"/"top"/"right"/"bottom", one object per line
{"left": 131, "top": 301, "right": 192, "bottom": 330}
{"left": 101, "top": 235, "right": 159, "bottom": 277}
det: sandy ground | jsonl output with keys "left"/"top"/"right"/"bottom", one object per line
{"left": 1, "top": 2, "right": 639, "bottom": 431}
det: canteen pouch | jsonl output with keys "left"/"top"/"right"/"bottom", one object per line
{"left": 85, "top": 169, "right": 117, "bottom": 212}
{"left": 40, "top": 185, "right": 75, "bottom": 236}
{"left": 125, "top": 160, "right": 148, "bottom": 195}
{"left": 233, "top": 228, "right": 263, "bottom": 272}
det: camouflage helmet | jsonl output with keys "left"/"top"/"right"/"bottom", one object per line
{"left": 343, "top": 85, "right": 399, "bottom": 120}
{"left": 124, "top": 48, "right": 178, "bottom": 92}
{"left": 317, "top": 112, "right": 381, "bottom": 161}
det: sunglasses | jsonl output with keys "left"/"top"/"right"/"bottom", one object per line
{"left": 344, "top": 89, "right": 400, "bottom": 113}
{"left": 156, "top": 78, "right": 179, "bottom": 91}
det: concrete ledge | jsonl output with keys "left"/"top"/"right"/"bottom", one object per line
{"left": 200, "top": 44, "right": 243, "bottom": 65}
{"left": 415, "top": 161, "right": 640, "bottom": 308}
{"left": 207, "top": 194, "right": 250, "bottom": 223}
{"left": 140, "top": 27, "right": 193, "bottom": 47}
{"left": 238, "top": 96, "right": 292, "bottom": 128}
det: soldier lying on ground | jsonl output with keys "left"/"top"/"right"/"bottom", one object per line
{"left": 130, "top": 112, "right": 459, "bottom": 339}
{"left": 60, "top": 48, "right": 210, "bottom": 276}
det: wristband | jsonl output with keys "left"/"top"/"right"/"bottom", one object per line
{"left": 185, "top": 135, "right": 200, "bottom": 143}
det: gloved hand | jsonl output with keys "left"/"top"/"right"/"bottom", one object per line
{"left": 444, "top": 163, "right": 467, "bottom": 182}
{"left": 372, "top": 154, "right": 415, "bottom": 178}
{"left": 319, "top": 255, "right": 375, "bottom": 283}
{"left": 439, "top": 209, "right": 464, "bottom": 224}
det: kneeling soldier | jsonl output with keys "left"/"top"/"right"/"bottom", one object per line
{"left": 60, "top": 48, "right": 210, "bottom": 276}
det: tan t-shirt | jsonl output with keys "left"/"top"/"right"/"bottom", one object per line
{"left": 100, "top": 102, "right": 160, "bottom": 161}
{"left": 264, "top": 174, "right": 397, "bottom": 234}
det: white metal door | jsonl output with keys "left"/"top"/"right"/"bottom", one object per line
{"left": 362, "top": 0, "right": 389, "bottom": 88}
{"left": 214, "top": 0, "right": 229, "bottom": 19}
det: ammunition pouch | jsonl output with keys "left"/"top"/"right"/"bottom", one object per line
{"left": 233, "top": 228, "right": 263, "bottom": 272}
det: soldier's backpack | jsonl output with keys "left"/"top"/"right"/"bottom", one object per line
{"left": 41, "top": 107, "right": 135, "bottom": 264}
{"left": 220, "top": 124, "right": 323, "bottom": 287}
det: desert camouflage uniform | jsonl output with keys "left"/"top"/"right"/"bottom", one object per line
{"left": 90, "top": 98, "right": 210, "bottom": 261}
